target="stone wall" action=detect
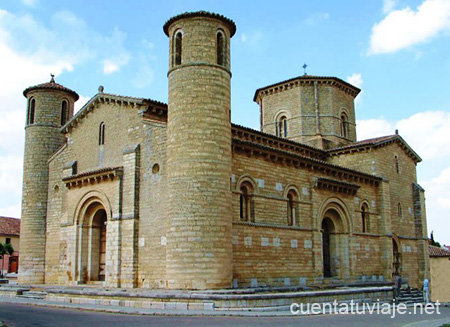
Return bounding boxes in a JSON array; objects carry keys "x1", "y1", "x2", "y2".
[{"x1": 20, "y1": 88, "x2": 76, "y2": 284}]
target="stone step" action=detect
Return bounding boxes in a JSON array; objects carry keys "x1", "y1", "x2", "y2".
[{"x1": 18, "y1": 291, "x2": 47, "y2": 300}]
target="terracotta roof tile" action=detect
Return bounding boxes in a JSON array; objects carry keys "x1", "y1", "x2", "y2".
[
  {"x1": 0, "y1": 216, "x2": 20, "y2": 236},
  {"x1": 429, "y1": 245, "x2": 450, "y2": 257},
  {"x1": 328, "y1": 134, "x2": 422, "y2": 163},
  {"x1": 23, "y1": 79, "x2": 79, "y2": 101},
  {"x1": 163, "y1": 11, "x2": 236, "y2": 37},
  {"x1": 253, "y1": 75, "x2": 361, "y2": 101}
]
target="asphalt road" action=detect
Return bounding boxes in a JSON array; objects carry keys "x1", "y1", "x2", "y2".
[{"x1": 1, "y1": 303, "x2": 450, "y2": 327}]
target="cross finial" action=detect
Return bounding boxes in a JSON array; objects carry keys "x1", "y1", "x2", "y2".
[
  {"x1": 302, "y1": 63, "x2": 308, "y2": 75},
  {"x1": 50, "y1": 73, "x2": 55, "y2": 83}
]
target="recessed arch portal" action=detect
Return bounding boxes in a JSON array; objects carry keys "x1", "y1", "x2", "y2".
[
  {"x1": 318, "y1": 198, "x2": 351, "y2": 280},
  {"x1": 73, "y1": 191, "x2": 112, "y2": 284}
]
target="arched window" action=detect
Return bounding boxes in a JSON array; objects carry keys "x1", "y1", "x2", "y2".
[
  {"x1": 27, "y1": 98, "x2": 35, "y2": 125},
  {"x1": 277, "y1": 116, "x2": 288, "y2": 138},
  {"x1": 99, "y1": 122, "x2": 105, "y2": 145},
  {"x1": 61, "y1": 99, "x2": 68, "y2": 126},
  {"x1": 340, "y1": 112, "x2": 348, "y2": 138},
  {"x1": 398, "y1": 203, "x2": 402, "y2": 217},
  {"x1": 175, "y1": 31, "x2": 182, "y2": 66},
  {"x1": 287, "y1": 190, "x2": 298, "y2": 226},
  {"x1": 361, "y1": 203, "x2": 369, "y2": 233},
  {"x1": 217, "y1": 31, "x2": 225, "y2": 66},
  {"x1": 395, "y1": 156, "x2": 399, "y2": 174},
  {"x1": 240, "y1": 182, "x2": 254, "y2": 222}
]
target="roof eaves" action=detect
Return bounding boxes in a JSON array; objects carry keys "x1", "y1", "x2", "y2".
[{"x1": 253, "y1": 75, "x2": 361, "y2": 102}]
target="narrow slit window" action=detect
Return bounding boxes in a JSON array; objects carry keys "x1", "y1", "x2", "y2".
[
  {"x1": 277, "y1": 116, "x2": 288, "y2": 138},
  {"x1": 395, "y1": 156, "x2": 399, "y2": 174},
  {"x1": 217, "y1": 31, "x2": 225, "y2": 66},
  {"x1": 99, "y1": 122, "x2": 105, "y2": 145},
  {"x1": 175, "y1": 32, "x2": 182, "y2": 66},
  {"x1": 61, "y1": 100, "x2": 68, "y2": 125},
  {"x1": 27, "y1": 98, "x2": 35, "y2": 125},
  {"x1": 239, "y1": 182, "x2": 254, "y2": 222},
  {"x1": 341, "y1": 113, "x2": 348, "y2": 138},
  {"x1": 398, "y1": 203, "x2": 402, "y2": 217},
  {"x1": 287, "y1": 190, "x2": 298, "y2": 226},
  {"x1": 361, "y1": 204, "x2": 369, "y2": 233}
]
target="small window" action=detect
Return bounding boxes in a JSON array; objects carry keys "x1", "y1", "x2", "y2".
[
  {"x1": 277, "y1": 116, "x2": 288, "y2": 138},
  {"x1": 217, "y1": 31, "x2": 225, "y2": 66},
  {"x1": 152, "y1": 163, "x2": 160, "y2": 174},
  {"x1": 239, "y1": 182, "x2": 254, "y2": 222},
  {"x1": 395, "y1": 156, "x2": 399, "y2": 174},
  {"x1": 287, "y1": 190, "x2": 298, "y2": 226},
  {"x1": 61, "y1": 99, "x2": 68, "y2": 125},
  {"x1": 340, "y1": 112, "x2": 348, "y2": 138},
  {"x1": 175, "y1": 31, "x2": 182, "y2": 66},
  {"x1": 361, "y1": 203, "x2": 369, "y2": 233},
  {"x1": 5, "y1": 238, "x2": 11, "y2": 244},
  {"x1": 398, "y1": 203, "x2": 402, "y2": 217},
  {"x1": 27, "y1": 98, "x2": 36, "y2": 125},
  {"x1": 99, "y1": 122, "x2": 105, "y2": 145}
]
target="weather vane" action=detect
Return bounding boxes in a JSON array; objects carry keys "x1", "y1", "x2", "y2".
[
  {"x1": 50, "y1": 73, "x2": 55, "y2": 83},
  {"x1": 302, "y1": 63, "x2": 308, "y2": 75}
]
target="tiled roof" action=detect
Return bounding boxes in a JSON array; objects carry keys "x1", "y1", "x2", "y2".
[
  {"x1": 23, "y1": 78, "x2": 79, "y2": 101},
  {"x1": 253, "y1": 75, "x2": 361, "y2": 101},
  {"x1": 328, "y1": 134, "x2": 422, "y2": 163},
  {"x1": 60, "y1": 92, "x2": 167, "y2": 133},
  {"x1": 163, "y1": 11, "x2": 236, "y2": 37},
  {"x1": 429, "y1": 245, "x2": 450, "y2": 257},
  {"x1": 0, "y1": 216, "x2": 20, "y2": 236}
]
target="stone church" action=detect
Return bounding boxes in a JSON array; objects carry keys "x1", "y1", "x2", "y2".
[{"x1": 19, "y1": 11, "x2": 429, "y2": 290}]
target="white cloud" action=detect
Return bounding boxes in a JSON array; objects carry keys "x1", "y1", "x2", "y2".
[
  {"x1": 304, "y1": 12, "x2": 330, "y2": 26},
  {"x1": 358, "y1": 111, "x2": 450, "y2": 161},
  {"x1": 368, "y1": 0, "x2": 450, "y2": 55},
  {"x1": 357, "y1": 117, "x2": 394, "y2": 140},
  {"x1": 21, "y1": 0, "x2": 38, "y2": 6},
  {"x1": 383, "y1": 0, "x2": 396, "y2": 14},
  {"x1": 423, "y1": 167, "x2": 450, "y2": 242},
  {"x1": 357, "y1": 111, "x2": 450, "y2": 241},
  {"x1": 347, "y1": 73, "x2": 363, "y2": 88},
  {"x1": 0, "y1": 9, "x2": 134, "y2": 219},
  {"x1": 74, "y1": 95, "x2": 91, "y2": 113},
  {"x1": 347, "y1": 73, "x2": 364, "y2": 105},
  {"x1": 238, "y1": 31, "x2": 266, "y2": 52},
  {"x1": 103, "y1": 60, "x2": 120, "y2": 75},
  {"x1": 101, "y1": 27, "x2": 130, "y2": 75}
]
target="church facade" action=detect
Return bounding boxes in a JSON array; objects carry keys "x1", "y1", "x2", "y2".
[{"x1": 18, "y1": 11, "x2": 429, "y2": 290}]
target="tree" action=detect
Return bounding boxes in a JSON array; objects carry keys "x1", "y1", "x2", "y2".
[
  {"x1": 0, "y1": 242, "x2": 14, "y2": 278},
  {"x1": 430, "y1": 231, "x2": 441, "y2": 248}
]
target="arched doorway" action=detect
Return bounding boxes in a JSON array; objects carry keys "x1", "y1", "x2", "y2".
[
  {"x1": 76, "y1": 201, "x2": 108, "y2": 283},
  {"x1": 322, "y1": 217, "x2": 336, "y2": 278},
  {"x1": 91, "y1": 209, "x2": 107, "y2": 281}
]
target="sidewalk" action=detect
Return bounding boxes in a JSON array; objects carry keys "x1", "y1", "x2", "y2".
[{"x1": 0, "y1": 295, "x2": 294, "y2": 317}]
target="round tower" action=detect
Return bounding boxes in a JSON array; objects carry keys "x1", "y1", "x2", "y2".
[
  {"x1": 163, "y1": 11, "x2": 236, "y2": 289},
  {"x1": 19, "y1": 76, "x2": 78, "y2": 284}
]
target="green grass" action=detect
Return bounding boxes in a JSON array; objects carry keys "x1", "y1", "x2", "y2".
[{"x1": 439, "y1": 324, "x2": 450, "y2": 327}]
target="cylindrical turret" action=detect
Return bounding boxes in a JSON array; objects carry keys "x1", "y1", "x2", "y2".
[
  {"x1": 19, "y1": 76, "x2": 78, "y2": 284},
  {"x1": 164, "y1": 11, "x2": 236, "y2": 289}
]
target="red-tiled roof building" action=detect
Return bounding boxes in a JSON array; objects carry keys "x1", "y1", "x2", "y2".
[{"x1": 0, "y1": 216, "x2": 20, "y2": 275}]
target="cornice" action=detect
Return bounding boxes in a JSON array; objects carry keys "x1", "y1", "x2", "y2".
[
  {"x1": 63, "y1": 166, "x2": 123, "y2": 189},
  {"x1": 232, "y1": 139, "x2": 381, "y2": 187}
]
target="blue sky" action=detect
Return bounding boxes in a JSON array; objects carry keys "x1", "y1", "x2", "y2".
[{"x1": 1, "y1": 0, "x2": 450, "y2": 242}]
